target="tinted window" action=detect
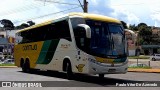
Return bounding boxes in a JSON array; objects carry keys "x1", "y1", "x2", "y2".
[
  {"x1": 16, "y1": 20, "x2": 71, "y2": 44},
  {"x1": 46, "y1": 20, "x2": 71, "y2": 41}
]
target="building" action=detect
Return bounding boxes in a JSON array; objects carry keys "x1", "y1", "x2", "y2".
[
  {"x1": 141, "y1": 27, "x2": 160, "y2": 55},
  {"x1": 0, "y1": 29, "x2": 15, "y2": 58}
]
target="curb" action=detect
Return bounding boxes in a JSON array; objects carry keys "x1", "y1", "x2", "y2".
[
  {"x1": 128, "y1": 68, "x2": 160, "y2": 73},
  {"x1": 0, "y1": 66, "x2": 17, "y2": 68}
]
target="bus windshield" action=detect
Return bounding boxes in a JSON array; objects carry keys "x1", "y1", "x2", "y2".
[{"x1": 86, "y1": 20, "x2": 126, "y2": 58}]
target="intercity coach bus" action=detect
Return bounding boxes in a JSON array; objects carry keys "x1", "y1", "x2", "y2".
[{"x1": 14, "y1": 12, "x2": 128, "y2": 79}]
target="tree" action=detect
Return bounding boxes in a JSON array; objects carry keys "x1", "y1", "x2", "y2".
[
  {"x1": 27, "y1": 21, "x2": 35, "y2": 26},
  {"x1": 121, "y1": 21, "x2": 128, "y2": 29},
  {"x1": 129, "y1": 24, "x2": 138, "y2": 31},
  {"x1": 15, "y1": 23, "x2": 29, "y2": 29},
  {"x1": 137, "y1": 23, "x2": 147, "y2": 28},
  {"x1": 15, "y1": 21, "x2": 35, "y2": 29},
  {"x1": 137, "y1": 23, "x2": 152, "y2": 45},
  {"x1": 0, "y1": 19, "x2": 14, "y2": 30}
]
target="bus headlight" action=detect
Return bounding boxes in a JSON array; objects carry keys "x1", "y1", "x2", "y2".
[
  {"x1": 88, "y1": 58, "x2": 101, "y2": 65},
  {"x1": 88, "y1": 58, "x2": 96, "y2": 63}
]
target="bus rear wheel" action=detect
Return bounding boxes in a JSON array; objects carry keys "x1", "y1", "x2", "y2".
[{"x1": 22, "y1": 60, "x2": 30, "y2": 73}]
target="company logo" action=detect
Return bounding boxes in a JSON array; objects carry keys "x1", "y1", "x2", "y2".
[
  {"x1": 2, "y1": 82, "x2": 11, "y2": 87},
  {"x1": 23, "y1": 44, "x2": 37, "y2": 51},
  {"x1": 76, "y1": 64, "x2": 85, "y2": 72}
]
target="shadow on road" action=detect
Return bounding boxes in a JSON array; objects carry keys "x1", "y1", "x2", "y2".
[{"x1": 18, "y1": 70, "x2": 145, "y2": 87}]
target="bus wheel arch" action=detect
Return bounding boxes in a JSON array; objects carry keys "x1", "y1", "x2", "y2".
[
  {"x1": 63, "y1": 58, "x2": 71, "y2": 71},
  {"x1": 63, "y1": 58, "x2": 73, "y2": 79}
]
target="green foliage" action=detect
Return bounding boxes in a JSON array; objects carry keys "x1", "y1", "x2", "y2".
[
  {"x1": 121, "y1": 21, "x2": 128, "y2": 29},
  {"x1": 27, "y1": 21, "x2": 35, "y2": 26},
  {"x1": 136, "y1": 22, "x2": 152, "y2": 45},
  {"x1": 129, "y1": 24, "x2": 138, "y2": 31},
  {"x1": 128, "y1": 56, "x2": 150, "y2": 59},
  {"x1": 137, "y1": 23, "x2": 147, "y2": 28},
  {"x1": 15, "y1": 21, "x2": 35, "y2": 29},
  {"x1": 138, "y1": 37, "x2": 144, "y2": 45},
  {"x1": 0, "y1": 64, "x2": 15, "y2": 66},
  {"x1": 0, "y1": 19, "x2": 14, "y2": 30}
]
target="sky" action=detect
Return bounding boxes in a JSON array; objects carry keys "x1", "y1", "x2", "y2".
[{"x1": 0, "y1": 0, "x2": 160, "y2": 27}]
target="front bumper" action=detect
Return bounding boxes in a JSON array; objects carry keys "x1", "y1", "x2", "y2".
[{"x1": 88, "y1": 61, "x2": 128, "y2": 74}]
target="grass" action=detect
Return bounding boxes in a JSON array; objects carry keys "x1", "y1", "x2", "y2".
[
  {"x1": 0, "y1": 64, "x2": 15, "y2": 66},
  {"x1": 128, "y1": 56, "x2": 150, "y2": 59},
  {"x1": 128, "y1": 66, "x2": 151, "y2": 69}
]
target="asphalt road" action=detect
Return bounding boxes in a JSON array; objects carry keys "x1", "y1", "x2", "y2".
[{"x1": 0, "y1": 68, "x2": 160, "y2": 90}]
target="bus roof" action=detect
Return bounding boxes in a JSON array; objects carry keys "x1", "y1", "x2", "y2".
[
  {"x1": 17, "y1": 12, "x2": 121, "y2": 33},
  {"x1": 69, "y1": 12, "x2": 121, "y2": 24}
]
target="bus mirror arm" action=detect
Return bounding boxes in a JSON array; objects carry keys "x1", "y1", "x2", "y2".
[{"x1": 77, "y1": 24, "x2": 91, "y2": 38}]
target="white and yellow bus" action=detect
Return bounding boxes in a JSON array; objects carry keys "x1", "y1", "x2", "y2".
[
  {"x1": 125, "y1": 29, "x2": 137, "y2": 56},
  {"x1": 14, "y1": 12, "x2": 128, "y2": 79}
]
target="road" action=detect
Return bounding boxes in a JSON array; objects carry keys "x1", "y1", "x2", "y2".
[{"x1": 0, "y1": 68, "x2": 160, "y2": 90}]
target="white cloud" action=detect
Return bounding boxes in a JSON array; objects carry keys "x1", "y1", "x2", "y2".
[
  {"x1": 1, "y1": 0, "x2": 160, "y2": 27},
  {"x1": 109, "y1": 0, "x2": 160, "y2": 26},
  {"x1": 0, "y1": 0, "x2": 82, "y2": 25},
  {"x1": 110, "y1": 6, "x2": 140, "y2": 25},
  {"x1": 89, "y1": 0, "x2": 98, "y2": 6},
  {"x1": 150, "y1": 2, "x2": 160, "y2": 27}
]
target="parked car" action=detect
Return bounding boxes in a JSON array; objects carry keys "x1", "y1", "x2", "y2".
[
  {"x1": 150, "y1": 54, "x2": 160, "y2": 61},
  {"x1": 1, "y1": 59, "x2": 14, "y2": 64},
  {"x1": 0, "y1": 52, "x2": 4, "y2": 60},
  {"x1": 0, "y1": 60, "x2": 3, "y2": 64}
]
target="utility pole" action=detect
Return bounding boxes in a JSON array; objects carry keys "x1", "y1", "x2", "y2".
[
  {"x1": 83, "y1": 0, "x2": 88, "y2": 13},
  {"x1": 78, "y1": 0, "x2": 88, "y2": 13}
]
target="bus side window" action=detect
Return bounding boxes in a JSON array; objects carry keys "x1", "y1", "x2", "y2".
[
  {"x1": 54, "y1": 20, "x2": 71, "y2": 41},
  {"x1": 44, "y1": 20, "x2": 71, "y2": 41}
]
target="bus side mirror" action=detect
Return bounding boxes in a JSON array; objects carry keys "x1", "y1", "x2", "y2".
[{"x1": 76, "y1": 24, "x2": 91, "y2": 38}]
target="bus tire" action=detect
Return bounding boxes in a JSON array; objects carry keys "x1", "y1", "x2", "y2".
[
  {"x1": 20, "y1": 59, "x2": 24, "y2": 67},
  {"x1": 99, "y1": 74, "x2": 104, "y2": 78},
  {"x1": 66, "y1": 62, "x2": 73, "y2": 80},
  {"x1": 22, "y1": 63, "x2": 26, "y2": 72},
  {"x1": 20, "y1": 59, "x2": 25, "y2": 72},
  {"x1": 152, "y1": 58, "x2": 156, "y2": 61},
  {"x1": 22, "y1": 59, "x2": 30, "y2": 73}
]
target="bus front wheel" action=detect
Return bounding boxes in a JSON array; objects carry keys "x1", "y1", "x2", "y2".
[
  {"x1": 99, "y1": 74, "x2": 104, "y2": 78},
  {"x1": 66, "y1": 62, "x2": 73, "y2": 80}
]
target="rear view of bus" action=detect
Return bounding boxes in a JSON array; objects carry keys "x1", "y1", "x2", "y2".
[{"x1": 70, "y1": 13, "x2": 128, "y2": 78}]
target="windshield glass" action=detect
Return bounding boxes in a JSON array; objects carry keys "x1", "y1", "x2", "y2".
[{"x1": 86, "y1": 20, "x2": 125, "y2": 58}]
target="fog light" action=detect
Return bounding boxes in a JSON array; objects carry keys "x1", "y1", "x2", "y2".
[{"x1": 92, "y1": 68, "x2": 97, "y2": 71}]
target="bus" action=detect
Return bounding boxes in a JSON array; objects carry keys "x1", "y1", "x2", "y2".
[
  {"x1": 125, "y1": 29, "x2": 137, "y2": 56},
  {"x1": 14, "y1": 12, "x2": 128, "y2": 79}
]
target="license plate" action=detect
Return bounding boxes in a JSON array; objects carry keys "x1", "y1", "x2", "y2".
[{"x1": 108, "y1": 69, "x2": 116, "y2": 72}]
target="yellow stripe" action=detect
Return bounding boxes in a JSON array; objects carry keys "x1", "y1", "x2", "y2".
[
  {"x1": 95, "y1": 56, "x2": 114, "y2": 63},
  {"x1": 69, "y1": 12, "x2": 121, "y2": 24}
]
